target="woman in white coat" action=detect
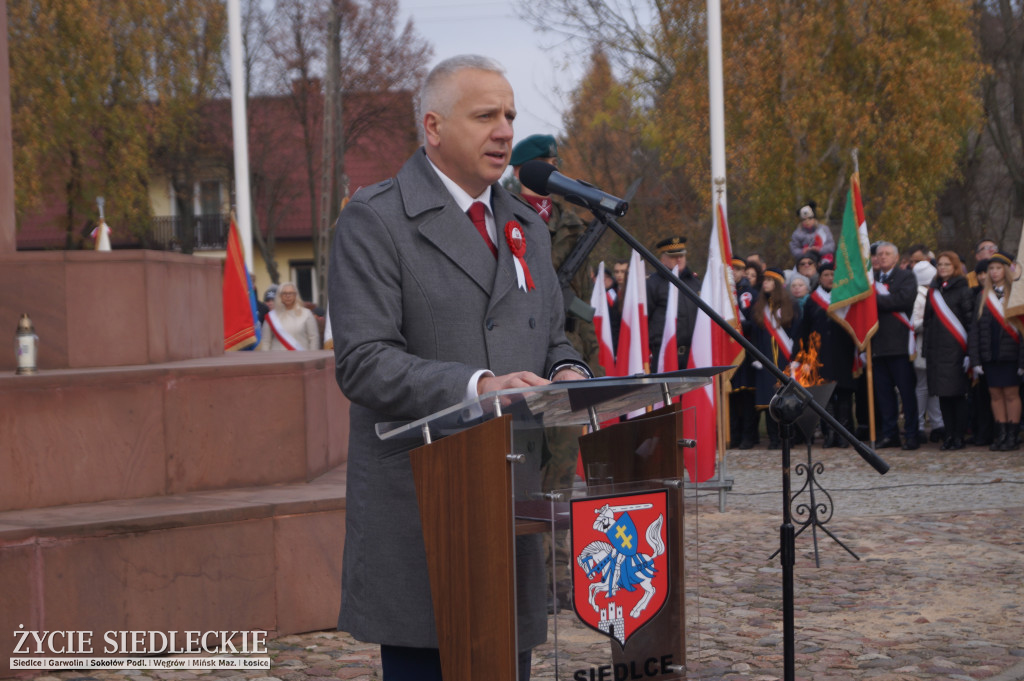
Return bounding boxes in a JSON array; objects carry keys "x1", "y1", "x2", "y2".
[
  {"x1": 259, "y1": 281, "x2": 320, "y2": 351},
  {"x1": 912, "y1": 260, "x2": 943, "y2": 440}
]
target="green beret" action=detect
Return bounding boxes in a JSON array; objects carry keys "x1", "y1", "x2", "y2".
[{"x1": 510, "y1": 134, "x2": 558, "y2": 166}]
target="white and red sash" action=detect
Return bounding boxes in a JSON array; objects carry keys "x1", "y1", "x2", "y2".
[
  {"x1": 984, "y1": 290, "x2": 1021, "y2": 343},
  {"x1": 810, "y1": 286, "x2": 830, "y2": 311},
  {"x1": 875, "y1": 279, "x2": 915, "y2": 355},
  {"x1": 928, "y1": 288, "x2": 967, "y2": 352},
  {"x1": 265, "y1": 309, "x2": 302, "y2": 351},
  {"x1": 764, "y1": 308, "x2": 794, "y2": 362}
]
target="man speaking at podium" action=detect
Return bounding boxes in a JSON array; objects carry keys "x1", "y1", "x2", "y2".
[{"x1": 328, "y1": 55, "x2": 592, "y2": 680}]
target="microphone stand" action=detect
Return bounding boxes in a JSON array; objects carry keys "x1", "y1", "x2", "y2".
[{"x1": 589, "y1": 209, "x2": 889, "y2": 681}]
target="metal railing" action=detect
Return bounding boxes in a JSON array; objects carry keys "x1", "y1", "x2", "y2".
[{"x1": 150, "y1": 213, "x2": 229, "y2": 251}]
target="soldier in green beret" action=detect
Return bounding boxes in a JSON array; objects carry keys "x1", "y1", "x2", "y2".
[
  {"x1": 510, "y1": 134, "x2": 602, "y2": 373},
  {"x1": 511, "y1": 133, "x2": 602, "y2": 610}
]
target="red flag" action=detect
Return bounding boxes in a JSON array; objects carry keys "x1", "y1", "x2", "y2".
[
  {"x1": 590, "y1": 262, "x2": 618, "y2": 376},
  {"x1": 656, "y1": 265, "x2": 679, "y2": 374},
  {"x1": 223, "y1": 214, "x2": 259, "y2": 351},
  {"x1": 615, "y1": 250, "x2": 649, "y2": 377},
  {"x1": 709, "y1": 201, "x2": 743, "y2": 366},
  {"x1": 680, "y1": 353, "x2": 717, "y2": 483},
  {"x1": 678, "y1": 199, "x2": 741, "y2": 483}
]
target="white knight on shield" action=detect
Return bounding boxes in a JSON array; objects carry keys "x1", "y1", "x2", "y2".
[{"x1": 576, "y1": 503, "x2": 665, "y2": 619}]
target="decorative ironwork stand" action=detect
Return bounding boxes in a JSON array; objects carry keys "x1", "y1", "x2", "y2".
[{"x1": 769, "y1": 381, "x2": 859, "y2": 567}]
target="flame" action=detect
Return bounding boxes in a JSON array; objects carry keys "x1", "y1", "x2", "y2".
[{"x1": 789, "y1": 332, "x2": 825, "y2": 387}]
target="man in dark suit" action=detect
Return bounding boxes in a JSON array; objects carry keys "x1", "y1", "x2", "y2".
[
  {"x1": 328, "y1": 55, "x2": 591, "y2": 681},
  {"x1": 872, "y1": 241, "x2": 920, "y2": 449},
  {"x1": 646, "y1": 236, "x2": 700, "y2": 367}
]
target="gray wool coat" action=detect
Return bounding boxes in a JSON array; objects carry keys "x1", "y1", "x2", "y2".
[{"x1": 328, "y1": 148, "x2": 581, "y2": 649}]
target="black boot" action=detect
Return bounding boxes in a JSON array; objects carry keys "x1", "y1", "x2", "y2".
[
  {"x1": 990, "y1": 423, "x2": 1007, "y2": 451},
  {"x1": 1000, "y1": 423, "x2": 1020, "y2": 451}
]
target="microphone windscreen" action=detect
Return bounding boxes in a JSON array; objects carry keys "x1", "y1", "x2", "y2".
[{"x1": 519, "y1": 160, "x2": 557, "y2": 195}]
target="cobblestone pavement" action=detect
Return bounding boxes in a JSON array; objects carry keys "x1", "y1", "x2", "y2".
[{"x1": 20, "y1": 442, "x2": 1024, "y2": 681}]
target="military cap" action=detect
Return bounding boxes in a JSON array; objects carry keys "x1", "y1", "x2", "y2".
[
  {"x1": 655, "y1": 236, "x2": 688, "y2": 255},
  {"x1": 510, "y1": 134, "x2": 558, "y2": 166}
]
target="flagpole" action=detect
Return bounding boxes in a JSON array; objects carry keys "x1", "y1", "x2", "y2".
[
  {"x1": 227, "y1": 0, "x2": 253, "y2": 271},
  {"x1": 707, "y1": 0, "x2": 727, "y2": 210},
  {"x1": 717, "y1": 375, "x2": 728, "y2": 452},
  {"x1": 866, "y1": 341, "x2": 877, "y2": 445}
]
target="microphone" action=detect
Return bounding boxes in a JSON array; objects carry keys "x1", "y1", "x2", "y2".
[{"x1": 519, "y1": 160, "x2": 629, "y2": 217}]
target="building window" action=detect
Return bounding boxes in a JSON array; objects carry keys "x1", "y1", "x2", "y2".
[
  {"x1": 291, "y1": 260, "x2": 317, "y2": 305},
  {"x1": 200, "y1": 180, "x2": 222, "y2": 216}
]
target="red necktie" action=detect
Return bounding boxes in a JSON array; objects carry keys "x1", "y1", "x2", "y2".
[{"x1": 467, "y1": 201, "x2": 498, "y2": 259}]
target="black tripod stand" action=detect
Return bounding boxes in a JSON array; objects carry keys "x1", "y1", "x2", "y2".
[{"x1": 769, "y1": 381, "x2": 859, "y2": 568}]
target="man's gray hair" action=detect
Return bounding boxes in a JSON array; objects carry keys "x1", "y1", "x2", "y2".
[
  {"x1": 416, "y1": 55, "x2": 506, "y2": 125},
  {"x1": 876, "y1": 241, "x2": 899, "y2": 256}
]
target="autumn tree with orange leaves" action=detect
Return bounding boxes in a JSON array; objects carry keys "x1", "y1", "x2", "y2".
[
  {"x1": 8, "y1": 0, "x2": 226, "y2": 249},
  {"x1": 527, "y1": 0, "x2": 985, "y2": 263},
  {"x1": 557, "y1": 49, "x2": 704, "y2": 268}
]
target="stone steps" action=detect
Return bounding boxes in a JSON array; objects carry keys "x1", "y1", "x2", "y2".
[{"x1": 0, "y1": 352, "x2": 349, "y2": 672}]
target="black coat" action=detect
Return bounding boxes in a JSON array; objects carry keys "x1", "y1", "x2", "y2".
[
  {"x1": 751, "y1": 301, "x2": 801, "y2": 407},
  {"x1": 922, "y1": 276, "x2": 973, "y2": 396},
  {"x1": 797, "y1": 289, "x2": 857, "y2": 389},
  {"x1": 968, "y1": 288, "x2": 1024, "y2": 368},
  {"x1": 730, "y1": 283, "x2": 758, "y2": 390},
  {"x1": 872, "y1": 267, "x2": 917, "y2": 358},
  {"x1": 647, "y1": 267, "x2": 700, "y2": 363}
]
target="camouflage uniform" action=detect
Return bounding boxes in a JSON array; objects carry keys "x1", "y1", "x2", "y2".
[
  {"x1": 515, "y1": 188, "x2": 602, "y2": 608},
  {"x1": 511, "y1": 133, "x2": 607, "y2": 605},
  {"x1": 547, "y1": 199, "x2": 604, "y2": 380}
]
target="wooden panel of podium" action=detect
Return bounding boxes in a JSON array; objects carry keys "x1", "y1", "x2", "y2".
[{"x1": 395, "y1": 371, "x2": 723, "y2": 680}]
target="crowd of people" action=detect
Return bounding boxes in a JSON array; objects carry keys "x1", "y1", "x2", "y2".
[
  {"x1": 315, "y1": 52, "x2": 1022, "y2": 678},
  {"x1": 601, "y1": 211, "x2": 1024, "y2": 453}
]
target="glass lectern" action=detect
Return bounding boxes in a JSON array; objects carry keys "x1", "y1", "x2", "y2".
[{"x1": 376, "y1": 370, "x2": 727, "y2": 681}]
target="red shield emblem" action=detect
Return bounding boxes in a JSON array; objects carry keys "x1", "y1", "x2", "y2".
[{"x1": 571, "y1": 490, "x2": 669, "y2": 647}]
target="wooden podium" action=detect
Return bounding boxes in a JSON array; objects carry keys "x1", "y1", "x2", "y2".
[{"x1": 376, "y1": 370, "x2": 726, "y2": 681}]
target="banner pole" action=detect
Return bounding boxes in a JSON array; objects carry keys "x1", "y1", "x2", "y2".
[
  {"x1": 718, "y1": 374, "x2": 729, "y2": 456},
  {"x1": 866, "y1": 340, "x2": 876, "y2": 445}
]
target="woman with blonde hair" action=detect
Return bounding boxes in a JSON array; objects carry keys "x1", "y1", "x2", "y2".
[
  {"x1": 968, "y1": 251, "x2": 1024, "y2": 450},
  {"x1": 259, "y1": 282, "x2": 320, "y2": 351}
]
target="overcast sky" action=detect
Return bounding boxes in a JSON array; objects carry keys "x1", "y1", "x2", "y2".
[{"x1": 397, "y1": 0, "x2": 585, "y2": 143}]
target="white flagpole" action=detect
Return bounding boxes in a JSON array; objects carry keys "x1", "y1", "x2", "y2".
[
  {"x1": 228, "y1": 0, "x2": 253, "y2": 271},
  {"x1": 707, "y1": 0, "x2": 727, "y2": 213}
]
